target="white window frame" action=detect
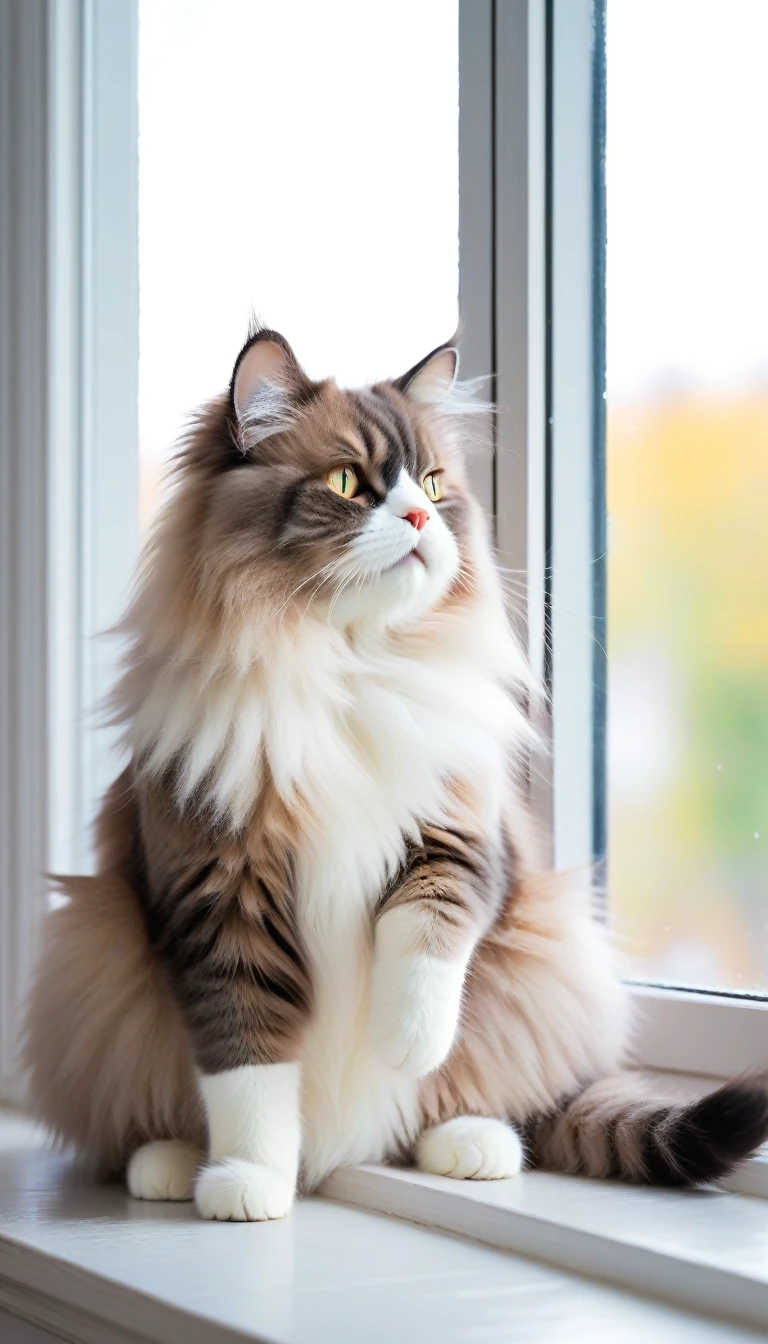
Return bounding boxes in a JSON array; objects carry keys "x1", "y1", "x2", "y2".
[
  {"x1": 0, "y1": 0, "x2": 765, "y2": 1103},
  {"x1": 0, "y1": 0, "x2": 137, "y2": 1103}
]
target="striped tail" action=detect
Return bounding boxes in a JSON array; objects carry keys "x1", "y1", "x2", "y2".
[{"x1": 526, "y1": 1072, "x2": 768, "y2": 1186}]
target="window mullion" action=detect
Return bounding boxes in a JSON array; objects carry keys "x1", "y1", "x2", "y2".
[
  {"x1": 78, "y1": 0, "x2": 138, "y2": 868},
  {"x1": 548, "y1": 0, "x2": 600, "y2": 872}
]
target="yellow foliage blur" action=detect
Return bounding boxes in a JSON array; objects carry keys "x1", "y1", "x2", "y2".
[{"x1": 608, "y1": 394, "x2": 768, "y2": 991}]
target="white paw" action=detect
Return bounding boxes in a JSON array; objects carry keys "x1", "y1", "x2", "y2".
[
  {"x1": 416, "y1": 1117, "x2": 524, "y2": 1180},
  {"x1": 369, "y1": 950, "x2": 466, "y2": 1078},
  {"x1": 127, "y1": 1140, "x2": 199, "y2": 1201},
  {"x1": 370, "y1": 1005, "x2": 458, "y2": 1077},
  {"x1": 195, "y1": 1159, "x2": 295, "y2": 1222}
]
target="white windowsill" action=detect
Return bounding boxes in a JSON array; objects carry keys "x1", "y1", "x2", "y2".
[
  {"x1": 322, "y1": 1159, "x2": 768, "y2": 1333},
  {"x1": 628, "y1": 984, "x2": 768, "y2": 1080},
  {"x1": 1, "y1": 1111, "x2": 767, "y2": 1343}
]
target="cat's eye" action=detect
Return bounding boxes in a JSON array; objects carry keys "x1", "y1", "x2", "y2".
[
  {"x1": 327, "y1": 465, "x2": 360, "y2": 499},
  {"x1": 422, "y1": 470, "x2": 444, "y2": 503}
]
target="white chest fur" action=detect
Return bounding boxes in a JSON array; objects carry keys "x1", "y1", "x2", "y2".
[{"x1": 281, "y1": 625, "x2": 516, "y2": 1187}]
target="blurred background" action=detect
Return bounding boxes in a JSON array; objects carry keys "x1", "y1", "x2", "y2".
[{"x1": 606, "y1": 0, "x2": 768, "y2": 993}]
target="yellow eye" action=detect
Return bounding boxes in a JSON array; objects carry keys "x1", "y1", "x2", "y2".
[
  {"x1": 422, "y1": 470, "x2": 444, "y2": 503},
  {"x1": 327, "y1": 464, "x2": 360, "y2": 498}
]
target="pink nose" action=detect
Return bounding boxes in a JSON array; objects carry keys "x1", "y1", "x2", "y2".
[{"x1": 404, "y1": 508, "x2": 429, "y2": 531}]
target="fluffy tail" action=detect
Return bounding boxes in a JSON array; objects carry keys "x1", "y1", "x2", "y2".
[
  {"x1": 22, "y1": 873, "x2": 202, "y2": 1172},
  {"x1": 526, "y1": 1072, "x2": 768, "y2": 1186}
]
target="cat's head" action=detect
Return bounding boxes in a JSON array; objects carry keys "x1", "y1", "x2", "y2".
[{"x1": 146, "y1": 325, "x2": 492, "y2": 655}]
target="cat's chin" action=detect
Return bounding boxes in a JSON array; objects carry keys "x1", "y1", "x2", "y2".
[
  {"x1": 326, "y1": 548, "x2": 459, "y2": 631},
  {"x1": 382, "y1": 548, "x2": 426, "y2": 573}
]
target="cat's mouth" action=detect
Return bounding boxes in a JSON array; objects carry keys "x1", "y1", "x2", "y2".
[{"x1": 384, "y1": 547, "x2": 427, "y2": 573}]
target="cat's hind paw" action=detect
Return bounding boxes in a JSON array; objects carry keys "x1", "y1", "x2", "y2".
[
  {"x1": 415, "y1": 1116, "x2": 523, "y2": 1180},
  {"x1": 127, "y1": 1140, "x2": 200, "y2": 1201},
  {"x1": 195, "y1": 1159, "x2": 295, "y2": 1222}
]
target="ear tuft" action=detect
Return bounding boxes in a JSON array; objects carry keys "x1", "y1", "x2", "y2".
[
  {"x1": 395, "y1": 343, "x2": 459, "y2": 405},
  {"x1": 230, "y1": 325, "x2": 308, "y2": 451}
]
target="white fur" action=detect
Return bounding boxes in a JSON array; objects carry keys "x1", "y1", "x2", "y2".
[
  {"x1": 197, "y1": 1063, "x2": 301, "y2": 1221},
  {"x1": 416, "y1": 1117, "x2": 523, "y2": 1180},
  {"x1": 369, "y1": 905, "x2": 471, "y2": 1076},
  {"x1": 127, "y1": 1139, "x2": 200, "y2": 1201},
  {"x1": 196, "y1": 1160, "x2": 295, "y2": 1222},
  {"x1": 129, "y1": 477, "x2": 536, "y2": 1189}
]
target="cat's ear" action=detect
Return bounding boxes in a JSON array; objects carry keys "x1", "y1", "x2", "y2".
[
  {"x1": 394, "y1": 343, "x2": 459, "y2": 406},
  {"x1": 230, "y1": 327, "x2": 310, "y2": 451}
]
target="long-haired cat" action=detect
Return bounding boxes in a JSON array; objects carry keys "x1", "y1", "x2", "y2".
[{"x1": 23, "y1": 326, "x2": 768, "y2": 1220}]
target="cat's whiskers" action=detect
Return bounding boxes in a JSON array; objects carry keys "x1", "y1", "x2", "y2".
[
  {"x1": 326, "y1": 560, "x2": 364, "y2": 625},
  {"x1": 298, "y1": 552, "x2": 353, "y2": 623},
  {"x1": 271, "y1": 547, "x2": 349, "y2": 623},
  {"x1": 496, "y1": 572, "x2": 608, "y2": 660}
]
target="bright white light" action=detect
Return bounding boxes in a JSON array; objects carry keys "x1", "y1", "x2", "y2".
[
  {"x1": 139, "y1": 0, "x2": 459, "y2": 464},
  {"x1": 607, "y1": 0, "x2": 768, "y2": 401}
]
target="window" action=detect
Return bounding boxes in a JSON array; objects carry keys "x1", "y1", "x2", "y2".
[
  {"x1": 546, "y1": 0, "x2": 768, "y2": 1075},
  {"x1": 1, "y1": 0, "x2": 765, "y2": 1109},
  {"x1": 606, "y1": 0, "x2": 768, "y2": 996},
  {"x1": 3, "y1": 14, "x2": 768, "y2": 1339},
  {"x1": 0, "y1": 0, "x2": 139, "y2": 1096}
]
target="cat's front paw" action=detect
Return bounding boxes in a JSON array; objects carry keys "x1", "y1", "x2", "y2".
[
  {"x1": 370, "y1": 1011, "x2": 457, "y2": 1077},
  {"x1": 369, "y1": 952, "x2": 466, "y2": 1078},
  {"x1": 195, "y1": 1159, "x2": 295, "y2": 1222},
  {"x1": 127, "y1": 1140, "x2": 199, "y2": 1201}
]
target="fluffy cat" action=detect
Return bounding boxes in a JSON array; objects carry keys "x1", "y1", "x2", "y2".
[{"x1": 23, "y1": 325, "x2": 768, "y2": 1220}]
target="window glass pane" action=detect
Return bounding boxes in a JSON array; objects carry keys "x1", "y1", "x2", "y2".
[
  {"x1": 139, "y1": 0, "x2": 458, "y2": 528},
  {"x1": 606, "y1": 0, "x2": 768, "y2": 991}
]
